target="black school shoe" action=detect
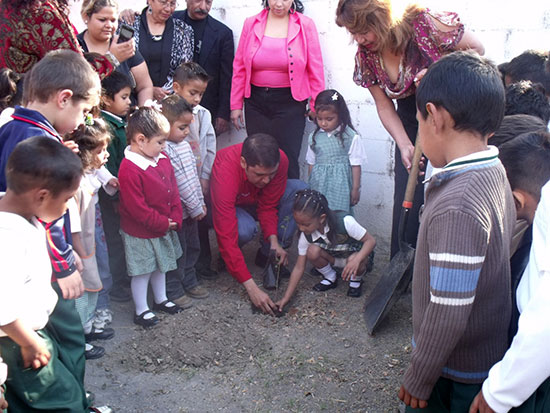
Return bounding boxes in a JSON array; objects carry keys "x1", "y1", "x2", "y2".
[
  {"x1": 152, "y1": 300, "x2": 183, "y2": 315},
  {"x1": 85, "y1": 327, "x2": 115, "y2": 342},
  {"x1": 85, "y1": 343, "x2": 105, "y2": 360},
  {"x1": 347, "y1": 280, "x2": 363, "y2": 298},
  {"x1": 313, "y1": 278, "x2": 338, "y2": 292}
]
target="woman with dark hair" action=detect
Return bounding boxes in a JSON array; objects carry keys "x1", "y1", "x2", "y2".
[
  {"x1": 230, "y1": 0, "x2": 325, "y2": 179},
  {"x1": 78, "y1": 0, "x2": 154, "y2": 105},
  {"x1": 0, "y1": 0, "x2": 121, "y2": 76},
  {"x1": 124, "y1": 0, "x2": 194, "y2": 101},
  {"x1": 335, "y1": 0, "x2": 484, "y2": 258}
]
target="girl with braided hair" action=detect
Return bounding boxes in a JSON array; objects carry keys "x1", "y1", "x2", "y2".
[{"x1": 275, "y1": 189, "x2": 375, "y2": 311}]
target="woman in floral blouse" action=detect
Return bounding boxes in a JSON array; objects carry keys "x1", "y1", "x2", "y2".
[{"x1": 336, "y1": 0, "x2": 484, "y2": 257}]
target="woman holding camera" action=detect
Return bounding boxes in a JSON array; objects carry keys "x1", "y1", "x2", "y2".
[{"x1": 78, "y1": 0, "x2": 153, "y2": 105}]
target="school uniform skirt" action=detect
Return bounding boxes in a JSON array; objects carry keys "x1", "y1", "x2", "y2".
[{"x1": 120, "y1": 230, "x2": 182, "y2": 276}]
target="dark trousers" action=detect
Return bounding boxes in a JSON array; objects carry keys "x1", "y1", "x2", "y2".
[
  {"x1": 405, "y1": 377, "x2": 481, "y2": 412},
  {"x1": 391, "y1": 94, "x2": 425, "y2": 258},
  {"x1": 98, "y1": 190, "x2": 129, "y2": 292},
  {"x1": 244, "y1": 85, "x2": 307, "y2": 179},
  {"x1": 166, "y1": 217, "x2": 201, "y2": 299}
]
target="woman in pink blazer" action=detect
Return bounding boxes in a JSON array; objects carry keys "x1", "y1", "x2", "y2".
[{"x1": 230, "y1": 0, "x2": 325, "y2": 179}]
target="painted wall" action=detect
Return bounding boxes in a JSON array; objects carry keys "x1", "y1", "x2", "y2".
[{"x1": 70, "y1": 0, "x2": 550, "y2": 258}]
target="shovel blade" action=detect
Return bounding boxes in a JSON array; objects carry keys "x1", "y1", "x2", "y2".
[{"x1": 364, "y1": 245, "x2": 415, "y2": 335}]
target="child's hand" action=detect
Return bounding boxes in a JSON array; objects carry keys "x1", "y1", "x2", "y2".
[
  {"x1": 20, "y1": 337, "x2": 51, "y2": 369},
  {"x1": 398, "y1": 385, "x2": 427, "y2": 409},
  {"x1": 108, "y1": 177, "x2": 119, "y2": 189},
  {"x1": 351, "y1": 187, "x2": 360, "y2": 206},
  {"x1": 73, "y1": 250, "x2": 83, "y2": 272},
  {"x1": 63, "y1": 140, "x2": 79, "y2": 154},
  {"x1": 341, "y1": 257, "x2": 360, "y2": 281},
  {"x1": 195, "y1": 211, "x2": 207, "y2": 221},
  {"x1": 274, "y1": 298, "x2": 288, "y2": 312},
  {"x1": 168, "y1": 219, "x2": 178, "y2": 231},
  {"x1": 0, "y1": 386, "x2": 7, "y2": 410},
  {"x1": 57, "y1": 270, "x2": 84, "y2": 299},
  {"x1": 200, "y1": 179, "x2": 210, "y2": 197}
]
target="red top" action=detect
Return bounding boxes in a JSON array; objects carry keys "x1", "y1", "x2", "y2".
[
  {"x1": 118, "y1": 153, "x2": 183, "y2": 239},
  {"x1": 210, "y1": 143, "x2": 288, "y2": 283}
]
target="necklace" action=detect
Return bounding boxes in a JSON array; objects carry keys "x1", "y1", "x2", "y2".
[{"x1": 151, "y1": 34, "x2": 163, "y2": 41}]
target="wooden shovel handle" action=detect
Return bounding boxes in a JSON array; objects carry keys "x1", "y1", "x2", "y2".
[{"x1": 402, "y1": 139, "x2": 423, "y2": 209}]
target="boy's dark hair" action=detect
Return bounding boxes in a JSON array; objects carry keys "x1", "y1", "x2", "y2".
[
  {"x1": 6, "y1": 136, "x2": 83, "y2": 196},
  {"x1": 312, "y1": 89, "x2": 355, "y2": 149},
  {"x1": 417, "y1": 51, "x2": 505, "y2": 137},
  {"x1": 499, "y1": 50, "x2": 550, "y2": 93},
  {"x1": 65, "y1": 118, "x2": 111, "y2": 170},
  {"x1": 504, "y1": 81, "x2": 550, "y2": 123},
  {"x1": 261, "y1": 0, "x2": 304, "y2": 13},
  {"x1": 161, "y1": 94, "x2": 194, "y2": 124},
  {"x1": 0, "y1": 68, "x2": 23, "y2": 111},
  {"x1": 499, "y1": 131, "x2": 550, "y2": 200},
  {"x1": 241, "y1": 133, "x2": 280, "y2": 168},
  {"x1": 126, "y1": 106, "x2": 170, "y2": 143},
  {"x1": 173, "y1": 62, "x2": 210, "y2": 86},
  {"x1": 489, "y1": 114, "x2": 547, "y2": 148},
  {"x1": 293, "y1": 189, "x2": 337, "y2": 243},
  {"x1": 101, "y1": 70, "x2": 133, "y2": 101},
  {"x1": 23, "y1": 49, "x2": 100, "y2": 104}
]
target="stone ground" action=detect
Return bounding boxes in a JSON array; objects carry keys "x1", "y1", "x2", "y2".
[{"x1": 85, "y1": 239, "x2": 412, "y2": 412}]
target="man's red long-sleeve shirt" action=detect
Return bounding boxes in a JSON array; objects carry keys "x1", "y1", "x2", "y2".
[{"x1": 210, "y1": 143, "x2": 288, "y2": 283}]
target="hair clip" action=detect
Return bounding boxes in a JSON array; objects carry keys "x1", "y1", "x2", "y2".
[
  {"x1": 331, "y1": 92, "x2": 339, "y2": 101},
  {"x1": 84, "y1": 113, "x2": 94, "y2": 126},
  {"x1": 143, "y1": 99, "x2": 163, "y2": 112}
]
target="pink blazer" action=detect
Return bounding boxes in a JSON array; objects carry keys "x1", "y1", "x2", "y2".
[{"x1": 230, "y1": 9, "x2": 325, "y2": 111}]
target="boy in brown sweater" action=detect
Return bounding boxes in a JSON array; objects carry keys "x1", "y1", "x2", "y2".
[{"x1": 399, "y1": 52, "x2": 516, "y2": 411}]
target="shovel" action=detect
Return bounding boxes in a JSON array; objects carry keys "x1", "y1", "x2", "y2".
[{"x1": 363, "y1": 140, "x2": 423, "y2": 335}]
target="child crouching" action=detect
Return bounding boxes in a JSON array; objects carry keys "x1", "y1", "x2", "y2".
[
  {"x1": 118, "y1": 107, "x2": 184, "y2": 327},
  {"x1": 276, "y1": 189, "x2": 376, "y2": 310}
]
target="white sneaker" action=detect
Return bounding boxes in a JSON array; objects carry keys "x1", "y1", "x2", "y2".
[{"x1": 95, "y1": 309, "x2": 113, "y2": 324}]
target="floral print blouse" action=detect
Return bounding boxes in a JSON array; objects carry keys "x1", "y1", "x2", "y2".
[{"x1": 353, "y1": 10, "x2": 464, "y2": 100}]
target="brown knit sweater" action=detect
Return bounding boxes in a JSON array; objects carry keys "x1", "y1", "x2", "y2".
[{"x1": 402, "y1": 153, "x2": 516, "y2": 400}]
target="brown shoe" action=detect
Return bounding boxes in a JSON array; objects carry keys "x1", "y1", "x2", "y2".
[
  {"x1": 186, "y1": 285, "x2": 209, "y2": 299},
  {"x1": 172, "y1": 295, "x2": 193, "y2": 309}
]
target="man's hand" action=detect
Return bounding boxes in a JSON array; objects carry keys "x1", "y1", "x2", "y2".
[
  {"x1": 398, "y1": 385, "x2": 428, "y2": 409},
  {"x1": 57, "y1": 270, "x2": 84, "y2": 300},
  {"x1": 243, "y1": 279, "x2": 276, "y2": 316},
  {"x1": 215, "y1": 118, "x2": 229, "y2": 135},
  {"x1": 20, "y1": 336, "x2": 51, "y2": 369},
  {"x1": 469, "y1": 391, "x2": 496, "y2": 413}
]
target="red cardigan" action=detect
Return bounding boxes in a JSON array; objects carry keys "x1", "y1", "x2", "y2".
[
  {"x1": 210, "y1": 143, "x2": 288, "y2": 283},
  {"x1": 231, "y1": 8, "x2": 325, "y2": 111},
  {"x1": 118, "y1": 154, "x2": 183, "y2": 239}
]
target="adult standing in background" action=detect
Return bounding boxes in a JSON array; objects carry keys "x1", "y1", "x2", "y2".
[
  {"x1": 335, "y1": 0, "x2": 484, "y2": 258},
  {"x1": 123, "y1": 0, "x2": 194, "y2": 101},
  {"x1": 230, "y1": 0, "x2": 325, "y2": 180},
  {"x1": 174, "y1": 0, "x2": 234, "y2": 136}
]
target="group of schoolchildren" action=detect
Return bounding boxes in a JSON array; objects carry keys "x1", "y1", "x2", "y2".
[{"x1": 1, "y1": 45, "x2": 550, "y2": 413}]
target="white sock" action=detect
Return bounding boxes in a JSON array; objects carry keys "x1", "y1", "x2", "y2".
[
  {"x1": 350, "y1": 273, "x2": 362, "y2": 289},
  {"x1": 131, "y1": 272, "x2": 152, "y2": 317},
  {"x1": 317, "y1": 264, "x2": 337, "y2": 285},
  {"x1": 150, "y1": 270, "x2": 173, "y2": 307}
]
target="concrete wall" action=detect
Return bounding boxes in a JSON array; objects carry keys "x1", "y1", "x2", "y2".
[{"x1": 70, "y1": 0, "x2": 550, "y2": 259}]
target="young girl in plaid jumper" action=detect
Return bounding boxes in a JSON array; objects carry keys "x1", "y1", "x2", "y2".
[{"x1": 306, "y1": 89, "x2": 367, "y2": 214}]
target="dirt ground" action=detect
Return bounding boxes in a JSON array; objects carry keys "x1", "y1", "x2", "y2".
[{"x1": 85, "y1": 239, "x2": 413, "y2": 412}]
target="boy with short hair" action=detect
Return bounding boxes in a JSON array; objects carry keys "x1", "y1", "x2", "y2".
[
  {"x1": 0, "y1": 49, "x2": 101, "y2": 409},
  {"x1": 162, "y1": 94, "x2": 209, "y2": 306},
  {"x1": 470, "y1": 131, "x2": 550, "y2": 412},
  {"x1": 173, "y1": 61, "x2": 217, "y2": 278},
  {"x1": 399, "y1": 52, "x2": 516, "y2": 411},
  {"x1": 0, "y1": 137, "x2": 87, "y2": 411},
  {"x1": 99, "y1": 70, "x2": 133, "y2": 304},
  {"x1": 505, "y1": 80, "x2": 550, "y2": 124}
]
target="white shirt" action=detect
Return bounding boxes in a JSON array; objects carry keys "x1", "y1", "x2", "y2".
[
  {"x1": 305, "y1": 130, "x2": 367, "y2": 166},
  {"x1": 297, "y1": 215, "x2": 367, "y2": 256},
  {"x1": 124, "y1": 146, "x2": 166, "y2": 171},
  {"x1": 482, "y1": 180, "x2": 550, "y2": 412},
  {"x1": 0, "y1": 213, "x2": 57, "y2": 337}
]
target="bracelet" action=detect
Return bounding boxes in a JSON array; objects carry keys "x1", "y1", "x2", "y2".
[{"x1": 105, "y1": 51, "x2": 120, "y2": 68}]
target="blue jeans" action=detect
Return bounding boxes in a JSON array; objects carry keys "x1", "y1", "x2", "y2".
[
  {"x1": 166, "y1": 217, "x2": 200, "y2": 299},
  {"x1": 95, "y1": 204, "x2": 113, "y2": 310},
  {"x1": 236, "y1": 179, "x2": 308, "y2": 255}
]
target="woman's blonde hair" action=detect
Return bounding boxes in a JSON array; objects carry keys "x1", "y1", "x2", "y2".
[
  {"x1": 335, "y1": 0, "x2": 424, "y2": 54},
  {"x1": 81, "y1": 0, "x2": 118, "y2": 18}
]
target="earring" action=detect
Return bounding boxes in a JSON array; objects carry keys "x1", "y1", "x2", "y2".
[{"x1": 147, "y1": 5, "x2": 153, "y2": 14}]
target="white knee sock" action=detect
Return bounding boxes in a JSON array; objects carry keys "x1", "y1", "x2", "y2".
[
  {"x1": 150, "y1": 270, "x2": 173, "y2": 307},
  {"x1": 131, "y1": 273, "x2": 152, "y2": 317},
  {"x1": 317, "y1": 263, "x2": 337, "y2": 285},
  {"x1": 350, "y1": 273, "x2": 362, "y2": 289}
]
